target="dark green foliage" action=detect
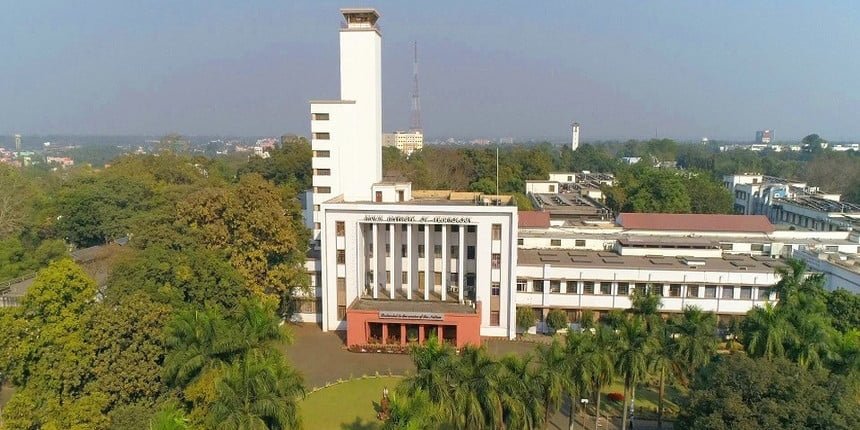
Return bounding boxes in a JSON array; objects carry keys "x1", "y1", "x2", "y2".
[
  {"x1": 545, "y1": 309, "x2": 569, "y2": 332},
  {"x1": 827, "y1": 289, "x2": 860, "y2": 334},
  {"x1": 238, "y1": 135, "x2": 312, "y2": 191},
  {"x1": 516, "y1": 306, "x2": 537, "y2": 330},
  {"x1": 679, "y1": 354, "x2": 860, "y2": 430}
]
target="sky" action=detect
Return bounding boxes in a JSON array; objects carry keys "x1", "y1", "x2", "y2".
[{"x1": 1, "y1": 1, "x2": 858, "y2": 141}]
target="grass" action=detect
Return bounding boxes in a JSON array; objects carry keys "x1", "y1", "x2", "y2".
[
  {"x1": 300, "y1": 376, "x2": 402, "y2": 430},
  {"x1": 590, "y1": 381, "x2": 684, "y2": 421}
]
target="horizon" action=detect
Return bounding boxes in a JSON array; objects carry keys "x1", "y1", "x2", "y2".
[{"x1": 2, "y1": 1, "x2": 859, "y2": 140}]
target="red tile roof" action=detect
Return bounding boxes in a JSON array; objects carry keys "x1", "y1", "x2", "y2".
[
  {"x1": 616, "y1": 213, "x2": 774, "y2": 233},
  {"x1": 518, "y1": 211, "x2": 551, "y2": 228}
]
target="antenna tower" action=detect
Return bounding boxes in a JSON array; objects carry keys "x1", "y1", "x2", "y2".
[{"x1": 409, "y1": 41, "x2": 423, "y2": 132}]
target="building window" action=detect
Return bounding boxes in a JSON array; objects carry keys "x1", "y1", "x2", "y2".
[
  {"x1": 434, "y1": 225, "x2": 442, "y2": 232},
  {"x1": 385, "y1": 244, "x2": 390, "y2": 257},
  {"x1": 722, "y1": 286, "x2": 734, "y2": 299},
  {"x1": 315, "y1": 186, "x2": 331, "y2": 194},
  {"x1": 575, "y1": 239, "x2": 586, "y2": 247},
  {"x1": 466, "y1": 273, "x2": 476, "y2": 287},
  {"x1": 418, "y1": 245, "x2": 425, "y2": 258},
  {"x1": 434, "y1": 272, "x2": 442, "y2": 285},
  {"x1": 757, "y1": 288, "x2": 771, "y2": 300},
  {"x1": 550, "y1": 280, "x2": 561, "y2": 293},
  {"x1": 492, "y1": 224, "x2": 502, "y2": 240},
  {"x1": 313, "y1": 132, "x2": 330, "y2": 140},
  {"x1": 490, "y1": 311, "x2": 500, "y2": 326},
  {"x1": 314, "y1": 150, "x2": 330, "y2": 158},
  {"x1": 517, "y1": 238, "x2": 524, "y2": 245},
  {"x1": 491, "y1": 283, "x2": 500, "y2": 296},
  {"x1": 368, "y1": 243, "x2": 374, "y2": 257},
  {"x1": 583, "y1": 281, "x2": 594, "y2": 295},
  {"x1": 434, "y1": 245, "x2": 442, "y2": 257},
  {"x1": 704, "y1": 285, "x2": 717, "y2": 298},
  {"x1": 312, "y1": 112, "x2": 330, "y2": 120},
  {"x1": 599, "y1": 282, "x2": 612, "y2": 295},
  {"x1": 751, "y1": 243, "x2": 764, "y2": 252},
  {"x1": 418, "y1": 225, "x2": 425, "y2": 232},
  {"x1": 335, "y1": 221, "x2": 345, "y2": 236},
  {"x1": 617, "y1": 283, "x2": 630, "y2": 296},
  {"x1": 315, "y1": 168, "x2": 331, "y2": 176},
  {"x1": 402, "y1": 271, "x2": 408, "y2": 283},
  {"x1": 313, "y1": 204, "x2": 320, "y2": 211},
  {"x1": 375, "y1": 191, "x2": 382, "y2": 202},
  {"x1": 402, "y1": 244, "x2": 407, "y2": 257},
  {"x1": 566, "y1": 282, "x2": 578, "y2": 294},
  {"x1": 720, "y1": 243, "x2": 733, "y2": 250},
  {"x1": 533, "y1": 280, "x2": 544, "y2": 293},
  {"x1": 337, "y1": 305, "x2": 346, "y2": 320},
  {"x1": 467, "y1": 246, "x2": 476, "y2": 260},
  {"x1": 401, "y1": 224, "x2": 407, "y2": 232},
  {"x1": 451, "y1": 225, "x2": 459, "y2": 232},
  {"x1": 385, "y1": 271, "x2": 391, "y2": 283},
  {"x1": 740, "y1": 287, "x2": 753, "y2": 300},
  {"x1": 491, "y1": 253, "x2": 501, "y2": 268},
  {"x1": 516, "y1": 279, "x2": 527, "y2": 292},
  {"x1": 397, "y1": 190, "x2": 405, "y2": 202},
  {"x1": 336, "y1": 250, "x2": 345, "y2": 264},
  {"x1": 450, "y1": 245, "x2": 459, "y2": 256},
  {"x1": 551, "y1": 239, "x2": 561, "y2": 246},
  {"x1": 669, "y1": 284, "x2": 682, "y2": 297},
  {"x1": 467, "y1": 225, "x2": 476, "y2": 233},
  {"x1": 687, "y1": 285, "x2": 700, "y2": 298}
]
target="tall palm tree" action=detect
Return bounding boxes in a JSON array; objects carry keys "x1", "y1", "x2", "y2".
[
  {"x1": 163, "y1": 308, "x2": 240, "y2": 388},
  {"x1": 207, "y1": 349, "x2": 305, "y2": 430},
  {"x1": 672, "y1": 306, "x2": 717, "y2": 373},
  {"x1": 742, "y1": 302, "x2": 793, "y2": 360},
  {"x1": 499, "y1": 354, "x2": 543, "y2": 430},
  {"x1": 588, "y1": 326, "x2": 616, "y2": 430},
  {"x1": 648, "y1": 320, "x2": 685, "y2": 430},
  {"x1": 454, "y1": 346, "x2": 503, "y2": 430},
  {"x1": 535, "y1": 340, "x2": 570, "y2": 429},
  {"x1": 399, "y1": 338, "x2": 459, "y2": 422},
  {"x1": 565, "y1": 332, "x2": 594, "y2": 430},
  {"x1": 615, "y1": 316, "x2": 654, "y2": 430},
  {"x1": 829, "y1": 329, "x2": 860, "y2": 376},
  {"x1": 630, "y1": 286, "x2": 662, "y2": 330},
  {"x1": 790, "y1": 314, "x2": 833, "y2": 370}
]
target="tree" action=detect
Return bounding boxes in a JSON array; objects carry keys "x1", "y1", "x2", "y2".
[
  {"x1": 826, "y1": 289, "x2": 860, "y2": 334},
  {"x1": 565, "y1": 333, "x2": 595, "y2": 430},
  {"x1": 399, "y1": 338, "x2": 460, "y2": 422},
  {"x1": 649, "y1": 322, "x2": 684, "y2": 430},
  {"x1": 453, "y1": 346, "x2": 504, "y2": 430},
  {"x1": 149, "y1": 402, "x2": 193, "y2": 430},
  {"x1": 499, "y1": 354, "x2": 543, "y2": 429},
  {"x1": 741, "y1": 303, "x2": 792, "y2": 360},
  {"x1": 0, "y1": 164, "x2": 30, "y2": 238},
  {"x1": 546, "y1": 309, "x2": 569, "y2": 333},
  {"x1": 206, "y1": 350, "x2": 305, "y2": 430},
  {"x1": 238, "y1": 136, "x2": 312, "y2": 190},
  {"x1": 383, "y1": 391, "x2": 440, "y2": 430},
  {"x1": 516, "y1": 306, "x2": 538, "y2": 333},
  {"x1": 615, "y1": 317, "x2": 654, "y2": 430},
  {"x1": 588, "y1": 326, "x2": 617, "y2": 430},
  {"x1": 534, "y1": 340, "x2": 570, "y2": 429},
  {"x1": 679, "y1": 355, "x2": 860, "y2": 429},
  {"x1": 629, "y1": 286, "x2": 662, "y2": 330},
  {"x1": 671, "y1": 306, "x2": 718, "y2": 373}
]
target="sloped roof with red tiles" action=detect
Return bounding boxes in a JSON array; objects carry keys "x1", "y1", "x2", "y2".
[
  {"x1": 616, "y1": 213, "x2": 774, "y2": 233},
  {"x1": 518, "y1": 211, "x2": 551, "y2": 228}
]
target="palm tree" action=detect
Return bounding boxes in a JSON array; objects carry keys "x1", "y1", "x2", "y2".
[
  {"x1": 671, "y1": 306, "x2": 717, "y2": 373},
  {"x1": 207, "y1": 349, "x2": 305, "y2": 430},
  {"x1": 790, "y1": 314, "x2": 833, "y2": 370},
  {"x1": 742, "y1": 302, "x2": 793, "y2": 360},
  {"x1": 454, "y1": 346, "x2": 503, "y2": 430},
  {"x1": 630, "y1": 286, "x2": 662, "y2": 330},
  {"x1": 233, "y1": 298, "x2": 292, "y2": 349},
  {"x1": 499, "y1": 354, "x2": 543, "y2": 430},
  {"x1": 163, "y1": 308, "x2": 240, "y2": 388},
  {"x1": 399, "y1": 338, "x2": 459, "y2": 422},
  {"x1": 535, "y1": 340, "x2": 570, "y2": 429},
  {"x1": 383, "y1": 391, "x2": 439, "y2": 430},
  {"x1": 149, "y1": 403, "x2": 192, "y2": 430},
  {"x1": 829, "y1": 329, "x2": 860, "y2": 376},
  {"x1": 615, "y1": 316, "x2": 654, "y2": 430},
  {"x1": 588, "y1": 326, "x2": 616, "y2": 430},
  {"x1": 565, "y1": 332, "x2": 594, "y2": 430},
  {"x1": 648, "y1": 320, "x2": 684, "y2": 430}
]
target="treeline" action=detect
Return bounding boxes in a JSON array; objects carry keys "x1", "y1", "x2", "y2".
[{"x1": 0, "y1": 151, "x2": 311, "y2": 428}]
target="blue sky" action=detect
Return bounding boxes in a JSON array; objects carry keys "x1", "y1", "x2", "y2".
[{"x1": 1, "y1": 1, "x2": 858, "y2": 141}]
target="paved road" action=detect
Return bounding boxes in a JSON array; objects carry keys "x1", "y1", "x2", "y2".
[{"x1": 285, "y1": 324, "x2": 674, "y2": 429}]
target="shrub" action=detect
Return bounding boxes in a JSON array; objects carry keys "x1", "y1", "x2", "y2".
[
  {"x1": 546, "y1": 309, "x2": 568, "y2": 333},
  {"x1": 608, "y1": 392, "x2": 624, "y2": 402},
  {"x1": 580, "y1": 309, "x2": 595, "y2": 330},
  {"x1": 516, "y1": 307, "x2": 537, "y2": 330}
]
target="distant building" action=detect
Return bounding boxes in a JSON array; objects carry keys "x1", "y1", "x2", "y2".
[
  {"x1": 701, "y1": 137, "x2": 709, "y2": 145},
  {"x1": 755, "y1": 129, "x2": 773, "y2": 144},
  {"x1": 571, "y1": 122, "x2": 580, "y2": 151},
  {"x1": 46, "y1": 156, "x2": 75, "y2": 168},
  {"x1": 14, "y1": 134, "x2": 21, "y2": 153},
  {"x1": 382, "y1": 130, "x2": 423, "y2": 156}
]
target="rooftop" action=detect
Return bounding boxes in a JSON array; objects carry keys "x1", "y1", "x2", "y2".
[
  {"x1": 617, "y1": 213, "x2": 775, "y2": 234},
  {"x1": 518, "y1": 211, "x2": 551, "y2": 228},
  {"x1": 518, "y1": 249, "x2": 783, "y2": 272},
  {"x1": 350, "y1": 298, "x2": 476, "y2": 314}
]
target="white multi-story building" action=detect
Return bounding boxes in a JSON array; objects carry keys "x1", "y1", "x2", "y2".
[
  {"x1": 298, "y1": 9, "x2": 859, "y2": 350},
  {"x1": 383, "y1": 131, "x2": 424, "y2": 156}
]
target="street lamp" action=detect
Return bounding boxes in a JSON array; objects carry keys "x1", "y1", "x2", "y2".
[{"x1": 580, "y1": 398, "x2": 589, "y2": 430}]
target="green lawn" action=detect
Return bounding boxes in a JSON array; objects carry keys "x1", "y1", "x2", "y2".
[
  {"x1": 300, "y1": 376, "x2": 402, "y2": 430},
  {"x1": 592, "y1": 382, "x2": 683, "y2": 421}
]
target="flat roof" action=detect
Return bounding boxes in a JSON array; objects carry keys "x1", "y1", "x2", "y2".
[
  {"x1": 328, "y1": 190, "x2": 515, "y2": 207},
  {"x1": 617, "y1": 213, "x2": 775, "y2": 234},
  {"x1": 350, "y1": 298, "x2": 476, "y2": 314},
  {"x1": 518, "y1": 249, "x2": 783, "y2": 273}
]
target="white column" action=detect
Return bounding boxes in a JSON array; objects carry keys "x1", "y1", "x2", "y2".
[
  {"x1": 458, "y1": 226, "x2": 465, "y2": 303},
  {"x1": 389, "y1": 224, "x2": 396, "y2": 299},
  {"x1": 406, "y1": 224, "x2": 413, "y2": 300},
  {"x1": 424, "y1": 225, "x2": 431, "y2": 300},
  {"x1": 441, "y1": 225, "x2": 448, "y2": 301},
  {"x1": 372, "y1": 223, "x2": 379, "y2": 299}
]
